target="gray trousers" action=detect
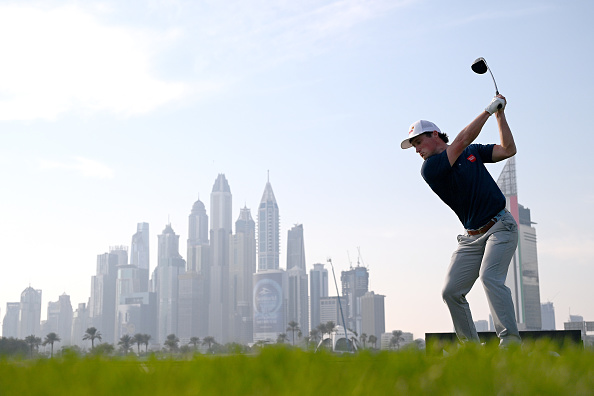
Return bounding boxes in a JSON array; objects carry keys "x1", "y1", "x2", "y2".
[{"x1": 442, "y1": 210, "x2": 520, "y2": 343}]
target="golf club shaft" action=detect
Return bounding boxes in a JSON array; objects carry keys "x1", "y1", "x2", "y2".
[{"x1": 488, "y1": 68, "x2": 499, "y2": 95}]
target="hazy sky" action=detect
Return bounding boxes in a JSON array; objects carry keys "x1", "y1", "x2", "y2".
[{"x1": 1, "y1": 0, "x2": 593, "y2": 339}]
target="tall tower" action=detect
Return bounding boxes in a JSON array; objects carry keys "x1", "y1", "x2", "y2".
[
  {"x1": 287, "y1": 224, "x2": 306, "y2": 271},
  {"x1": 286, "y1": 224, "x2": 309, "y2": 333},
  {"x1": 257, "y1": 174, "x2": 280, "y2": 271},
  {"x1": 89, "y1": 247, "x2": 125, "y2": 343},
  {"x1": 497, "y1": 157, "x2": 542, "y2": 330},
  {"x1": 309, "y1": 263, "x2": 329, "y2": 331},
  {"x1": 360, "y1": 291, "x2": 385, "y2": 343},
  {"x1": 179, "y1": 197, "x2": 210, "y2": 341},
  {"x1": 209, "y1": 174, "x2": 232, "y2": 342},
  {"x1": 155, "y1": 224, "x2": 185, "y2": 344},
  {"x1": 17, "y1": 287, "x2": 42, "y2": 338},
  {"x1": 3, "y1": 302, "x2": 21, "y2": 338},
  {"x1": 45, "y1": 294, "x2": 73, "y2": 345},
  {"x1": 229, "y1": 206, "x2": 257, "y2": 343},
  {"x1": 341, "y1": 265, "x2": 369, "y2": 335},
  {"x1": 130, "y1": 222, "x2": 150, "y2": 291},
  {"x1": 187, "y1": 198, "x2": 209, "y2": 273}
]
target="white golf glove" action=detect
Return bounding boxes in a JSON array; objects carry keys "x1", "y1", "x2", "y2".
[{"x1": 485, "y1": 97, "x2": 506, "y2": 115}]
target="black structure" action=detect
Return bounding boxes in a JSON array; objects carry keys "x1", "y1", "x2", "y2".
[{"x1": 425, "y1": 330, "x2": 583, "y2": 355}]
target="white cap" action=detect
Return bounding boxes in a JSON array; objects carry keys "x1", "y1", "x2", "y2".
[{"x1": 401, "y1": 120, "x2": 441, "y2": 149}]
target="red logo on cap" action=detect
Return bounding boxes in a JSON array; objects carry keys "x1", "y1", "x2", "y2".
[{"x1": 467, "y1": 155, "x2": 476, "y2": 162}]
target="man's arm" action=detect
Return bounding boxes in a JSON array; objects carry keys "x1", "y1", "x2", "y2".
[
  {"x1": 491, "y1": 109, "x2": 516, "y2": 162},
  {"x1": 446, "y1": 111, "x2": 491, "y2": 166}
]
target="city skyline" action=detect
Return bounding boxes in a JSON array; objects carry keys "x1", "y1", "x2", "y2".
[{"x1": 2, "y1": 1, "x2": 593, "y2": 339}]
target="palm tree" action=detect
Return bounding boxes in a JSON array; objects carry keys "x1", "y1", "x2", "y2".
[
  {"x1": 309, "y1": 328, "x2": 320, "y2": 346},
  {"x1": 276, "y1": 333, "x2": 288, "y2": 344},
  {"x1": 43, "y1": 332, "x2": 61, "y2": 358},
  {"x1": 360, "y1": 333, "x2": 368, "y2": 349},
  {"x1": 24, "y1": 335, "x2": 42, "y2": 358},
  {"x1": 390, "y1": 330, "x2": 404, "y2": 350},
  {"x1": 368, "y1": 335, "x2": 377, "y2": 349},
  {"x1": 325, "y1": 321, "x2": 336, "y2": 337},
  {"x1": 286, "y1": 321, "x2": 301, "y2": 346},
  {"x1": 202, "y1": 336, "x2": 216, "y2": 351},
  {"x1": 164, "y1": 334, "x2": 179, "y2": 353},
  {"x1": 142, "y1": 334, "x2": 152, "y2": 353},
  {"x1": 82, "y1": 327, "x2": 102, "y2": 349},
  {"x1": 133, "y1": 333, "x2": 144, "y2": 354},
  {"x1": 118, "y1": 334, "x2": 134, "y2": 355},
  {"x1": 189, "y1": 337, "x2": 200, "y2": 350}
]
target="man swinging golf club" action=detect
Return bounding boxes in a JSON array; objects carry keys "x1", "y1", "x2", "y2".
[{"x1": 402, "y1": 94, "x2": 521, "y2": 347}]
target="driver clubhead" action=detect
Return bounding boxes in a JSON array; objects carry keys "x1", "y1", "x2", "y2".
[{"x1": 471, "y1": 57, "x2": 488, "y2": 74}]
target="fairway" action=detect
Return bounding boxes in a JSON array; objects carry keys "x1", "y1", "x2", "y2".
[{"x1": 1, "y1": 342, "x2": 593, "y2": 395}]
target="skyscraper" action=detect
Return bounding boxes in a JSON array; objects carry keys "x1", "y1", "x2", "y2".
[
  {"x1": 497, "y1": 157, "x2": 542, "y2": 330},
  {"x1": 310, "y1": 263, "x2": 329, "y2": 331},
  {"x1": 130, "y1": 222, "x2": 150, "y2": 291},
  {"x1": 341, "y1": 266, "x2": 369, "y2": 335},
  {"x1": 209, "y1": 174, "x2": 232, "y2": 342},
  {"x1": 187, "y1": 199, "x2": 209, "y2": 273},
  {"x1": 3, "y1": 302, "x2": 20, "y2": 338},
  {"x1": 229, "y1": 206, "x2": 257, "y2": 343},
  {"x1": 89, "y1": 248, "x2": 124, "y2": 343},
  {"x1": 320, "y1": 296, "x2": 347, "y2": 327},
  {"x1": 154, "y1": 224, "x2": 185, "y2": 344},
  {"x1": 286, "y1": 224, "x2": 309, "y2": 333},
  {"x1": 541, "y1": 302, "x2": 556, "y2": 331},
  {"x1": 18, "y1": 286, "x2": 42, "y2": 339},
  {"x1": 178, "y1": 198, "x2": 211, "y2": 341},
  {"x1": 287, "y1": 224, "x2": 306, "y2": 272},
  {"x1": 45, "y1": 293, "x2": 73, "y2": 345},
  {"x1": 360, "y1": 291, "x2": 385, "y2": 343},
  {"x1": 71, "y1": 302, "x2": 90, "y2": 347},
  {"x1": 257, "y1": 175, "x2": 280, "y2": 272}
]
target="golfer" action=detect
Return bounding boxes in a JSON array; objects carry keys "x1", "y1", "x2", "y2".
[{"x1": 402, "y1": 95, "x2": 521, "y2": 347}]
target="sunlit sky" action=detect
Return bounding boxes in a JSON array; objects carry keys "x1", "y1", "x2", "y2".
[{"x1": 1, "y1": 0, "x2": 593, "y2": 340}]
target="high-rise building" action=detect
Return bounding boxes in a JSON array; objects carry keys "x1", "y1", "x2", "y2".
[
  {"x1": 287, "y1": 267, "x2": 309, "y2": 335},
  {"x1": 187, "y1": 199, "x2": 209, "y2": 273},
  {"x1": 178, "y1": 271, "x2": 204, "y2": 341},
  {"x1": 341, "y1": 266, "x2": 369, "y2": 335},
  {"x1": 178, "y1": 198, "x2": 211, "y2": 341},
  {"x1": 154, "y1": 224, "x2": 185, "y2": 344},
  {"x1": 18, "y1": 286, "x2": 42, "y2": 338},
  {"x1": 286, "y1": 224, "x2": 308, "y2": 333},
  {"x1": 229, "y1": 206, "x2": 257, "y2": 343},
  {"x1": 89, "y1": 247, "x2": 126, "y2": 343},
  {"x1": 253, "y1": 270, "x2": 287, "y2": 342},
  {"x1": 497, "y1": 158, "x2": 542, "y2": 330},
  {"x1": 2, "y1": 302, "x2": 21, "y2": 338},
  {"x1": 209, "y1": 174, "x2": 232, "y2": 343},
  {"x1": 257, "y1": 175, "x2": 280, "y2": 272},
  {"x1": 116, "y1": 292, "x2": 157, "y2": 342},
  {"x1": 115, "y1": 264, "x2": 156, "y2": 340},
  {"x1": 309, "y1": 263, "x2": 329, "y2": 331},
  {"x1": 541, "y1": 302, "x2": 556, "y2": 331},
  {"x1": 287, "y1": 224, "x2": 306, "y2": 272},
  {"x1": 360, "y1": 291, "x2": 385, "y2": 342},
  {"x1": 319, "y1": 296, "x2": 347, "y2": 327},
  {"x1": 130, "y1": 222, "x2": 150, "y2": 291},
  {"x1": 44, "y1": 294, "x2": 73, "y2": 345},
  {"x1": 71, "y1": 302, "x2": 90, "y2": 347}
]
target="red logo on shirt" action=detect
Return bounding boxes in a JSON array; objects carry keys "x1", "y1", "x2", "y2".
[{"x1": 467, "y1": 155, "x2": 476, "y2": 162}]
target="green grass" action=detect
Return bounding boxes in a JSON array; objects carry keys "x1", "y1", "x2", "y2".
[{"x1": 1, "y1": 341, "x2": 593, "y2": 395}]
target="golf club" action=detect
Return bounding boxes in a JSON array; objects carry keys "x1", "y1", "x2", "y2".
[{"x1": 471, "y1": 57, "x2": 499, "y2": 95}]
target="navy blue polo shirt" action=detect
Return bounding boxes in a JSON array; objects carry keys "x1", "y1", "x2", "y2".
[{"x1": 421, "y1": 144, "x2": 506, "y2": 230}]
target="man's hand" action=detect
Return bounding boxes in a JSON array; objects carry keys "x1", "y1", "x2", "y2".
[{"x1": 485, "y1": 96, "x2": 506, "y2": 115}]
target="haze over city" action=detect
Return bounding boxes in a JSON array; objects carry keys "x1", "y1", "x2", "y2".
[{"x1": 1, "y1": 0, "x2": 593, "y2": 341}]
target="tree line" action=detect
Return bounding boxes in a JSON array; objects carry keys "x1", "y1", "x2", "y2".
[{"x1": 1, "y1": 322, "x2": 419, "y2": 358}]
